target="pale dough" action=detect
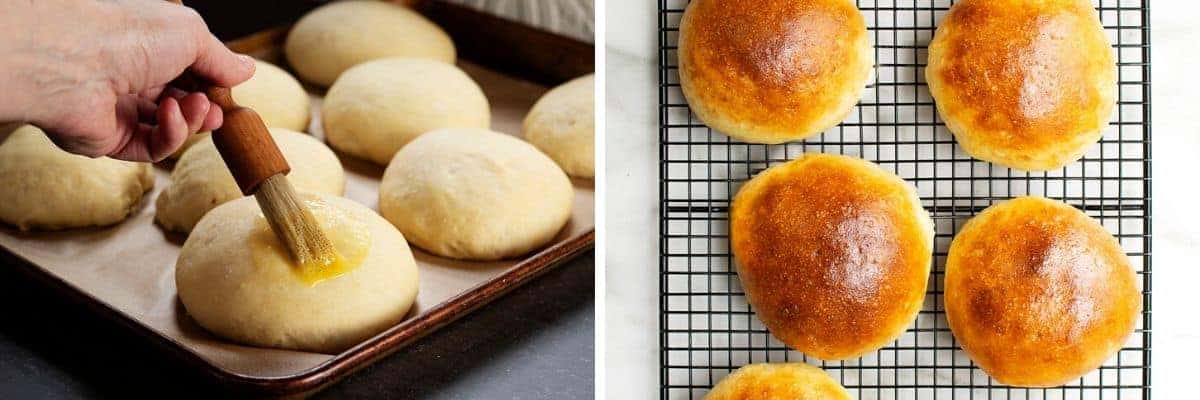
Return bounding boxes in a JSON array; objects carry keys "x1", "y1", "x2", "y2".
[
  {"x1": 523, "y1": 74, "x2": 594, "y2": 178},
  {"x1": 378, "y1": 128, "x2": 573, "y2": 260},
  {"x1": 322, "y1": 58, "x2": 490, "y2": 165},
  {"x1": 170, "y1": 59, "x2": 312, "y2": 158},
  {"x1": 233, "y1": 60, "x2": 312, "y2": 132},
  {"x1": 0, "y1": 124, "x2": 153, "y2": 230},
  {"x1": 176, "y1": 193, "x2": 419, "y2": 353},
  {"x1": 284, "y1": 0, "x2": 456, "y2": 87},
  {"x1": 156, "y1": 128, "x2": 344, "y2": 234}
]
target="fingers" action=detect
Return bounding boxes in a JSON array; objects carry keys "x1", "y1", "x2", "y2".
[
  {"x1": 190, "y1": 33, "x2": 255, "y2": 87},
  {"x1": 136, "y1": 98, "x2": 158, "y2": 121},
  {"x1": 150, "y1": 97, "x2": 191, "y2": 161},
  {"x1": 177, "y1": 92, "x2": 211, "y2": 133},
  {"x1": 107, "y1": 97, "x2": 190, "y2": 162},
  {"x1": 155, "y1": 87, "x2": 222, "y2": 131},
  {"x1": 201, "y1": 101, "x2": 224, "y2": 131}
]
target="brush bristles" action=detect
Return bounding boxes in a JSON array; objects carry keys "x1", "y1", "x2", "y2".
[{"x1": 254, "y1": 175, "x2": 338, "y2": 268}]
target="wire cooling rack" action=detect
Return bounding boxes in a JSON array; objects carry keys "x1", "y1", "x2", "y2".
[{"x1": 658, "y1": 1, "x2": 1151, "y2": 399}]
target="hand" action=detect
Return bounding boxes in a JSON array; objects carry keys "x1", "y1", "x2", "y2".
[{"x1": 0, "y1": 0, "x2": 256, "y2": 162}]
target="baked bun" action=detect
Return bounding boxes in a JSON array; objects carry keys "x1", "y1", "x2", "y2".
[
  {"x1": 705, "y1": 363, "x2": 851, "y2": 400},
  {"x1": 730, "y1": 153, "x2": 933, "y2": 360},
  {"x1": 926, "y1": 0, "x2": 1116, "y2": 171},
  {"x1": 945, "y1": 196, "x2": 1140, "y2": 387},
  {"x1": 677, "y1": 0, "x2": 872, "y2": 144}
]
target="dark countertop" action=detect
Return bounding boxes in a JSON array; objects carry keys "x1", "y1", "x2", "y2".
[{"x1": 0, "y1": 252, "x2": 593, "y2": 399}]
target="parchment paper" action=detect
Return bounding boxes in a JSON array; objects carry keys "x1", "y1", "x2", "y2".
[{"x1": 0, "y1": 60, "x2": 594, "y2": 379}]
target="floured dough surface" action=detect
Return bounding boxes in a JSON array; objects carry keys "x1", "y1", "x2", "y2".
[
  {"x1": 284, "y1": 0, "x2": 456, "y2": 87},
  {"x1": 176, "y1": 194, "x2": 419, "y2": 353},
  {"x1": 523, "y1": 74, "x2": 594, "y2": 178},
  {"x1": 233, "y1": 60, "x2": 312, "y2": 132},
  {"x1": 156, "y1": 128, "x2": 344, "y2": 234},
  {"x1": 0, "y1": 124, "x2": 153, "y2": 230},
  {"x1": 170, "y1": 59, "x2": 312, "y2": 159},
  {"x1": 379, "y1": 128, "x2": 572, "y2": 260},
  {"x1": 322, "y1": 58, "x2": 490, "y2": 165}
]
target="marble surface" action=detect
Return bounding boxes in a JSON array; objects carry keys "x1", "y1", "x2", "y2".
[{"x1": 604, "y1": 1, "x2": 1200, "y2": 398}]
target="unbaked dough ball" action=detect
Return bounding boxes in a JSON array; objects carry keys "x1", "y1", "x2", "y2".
[
  {"x1": 233, "y1": 60, "x2": 312, "y2": 132},
  {"x1": 523, "y1": 74, "x2": 594, "y2": 178},
  {"x1": 169, "y1": 59, "x2": 311, "y2": 158},
  {"x1": 379, "y1": 128, "x2": 572, "y2": 260},
  {"x1": 176, "y1": 193, "x2": 419, "y2": 353},
  {"x1": 0, "y1": 124, "x2": 153, "y2": 230},
  {"x1": 706, "y1": 363, "x2": 851, "y2": 400},
  {"x1": 322, "y1": 58, "x2": 490, "y2": 165},
  {"x1": 284, "y1": 0, "x2": 456, "y2": 87},
  {"x1": 156, "y1": 128, "x2": 344, "y2": 234}
]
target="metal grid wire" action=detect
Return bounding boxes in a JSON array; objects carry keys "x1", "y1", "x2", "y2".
[{"x1": 658, "y1": 0, "x2": 1151, "y2": 399}]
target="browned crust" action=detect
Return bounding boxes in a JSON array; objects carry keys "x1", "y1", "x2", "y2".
[
  {"x1": 705, "y1": 363, "x2": 851, "y2": 400},
  {"x1": 678, "y1": 0, "x2": 872, "y2": 144},
  {"x1": 730, "y1": 154, "x2": 932, "y2": 360},
  {"x1": 944, "y1": 197, "x2": 1140, "y2": 387},
  {"x1": 926, "y1": 0, "x2": 1116, "y2": 171}
]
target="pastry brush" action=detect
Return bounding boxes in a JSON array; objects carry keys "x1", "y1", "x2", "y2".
[
  {"x1": 165, "y1": 0, "x2": 339, "y2": 273},
  {"x1": 203, "y1": 87, "x2": 340, "y2": 272}
]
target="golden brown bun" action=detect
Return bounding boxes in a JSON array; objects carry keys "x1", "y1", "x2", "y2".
[
  {"x1": 945, "y1": 196, "x2": 1140, "y2": 387},
  {"x1": 926, "y1": 0, "x2": 1116, "y2": 171},
  {"x1": 705, "y1": 363, "x2": 851, "y2": 400},
  {"x1": 730, "y1": 154, "x2": 933, "y2": 360},
  {"x1": 678, "y1": 0, "x2": 872, "y2": 144}
]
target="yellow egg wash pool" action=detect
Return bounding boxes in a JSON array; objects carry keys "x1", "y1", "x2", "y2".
[{"x1": 250, "y1": 197, "x2": 371, "y2": 286}]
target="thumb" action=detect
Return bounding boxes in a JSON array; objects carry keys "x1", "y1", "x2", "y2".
[{"x1": 190, "y1": 34, "x2": 255, "y2": 87}]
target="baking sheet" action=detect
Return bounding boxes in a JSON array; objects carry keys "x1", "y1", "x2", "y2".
[{"x1": 0, "y1": 59, "x2": 594, "y2": 379}]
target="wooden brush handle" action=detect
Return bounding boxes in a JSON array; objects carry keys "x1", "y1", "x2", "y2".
[
  {"x1": 206, "y1": 88, "x2": 292, "y2": 195},
  {"x1": 163, "y1": 0, "x2": 289, "y2": 194}
]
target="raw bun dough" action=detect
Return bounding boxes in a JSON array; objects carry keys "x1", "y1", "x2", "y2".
[
  {"x1": 284, "y1": 0, "x2": 456, "y2": 87},
  {"x1": 523, "y1": 74, "x2": 594, "y2": 178},
  {"x1": 322, "y1": 58, "x2": 490, "y2": 165},
  {"x1": 233, "y1": 60, "x2": 312, "y2": 132},
  {"x1": 379, "y1": 128, "x2": 572, "y2": 260},
  {"x1": 156, "y1": 128, "x2": 344, "y2": 234},
  {"x1": 706, "y1": 363, "x2": 852, "y2": 400},
  {"x1": 169, "y1": 59, "x2": 311, "y2": 158},
  {"x1": 176, "y1": 194, "x2": 419, "y2": 353},
  {"x1": 0, "y1": 124, "x2": 153, "y2": 230}
]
